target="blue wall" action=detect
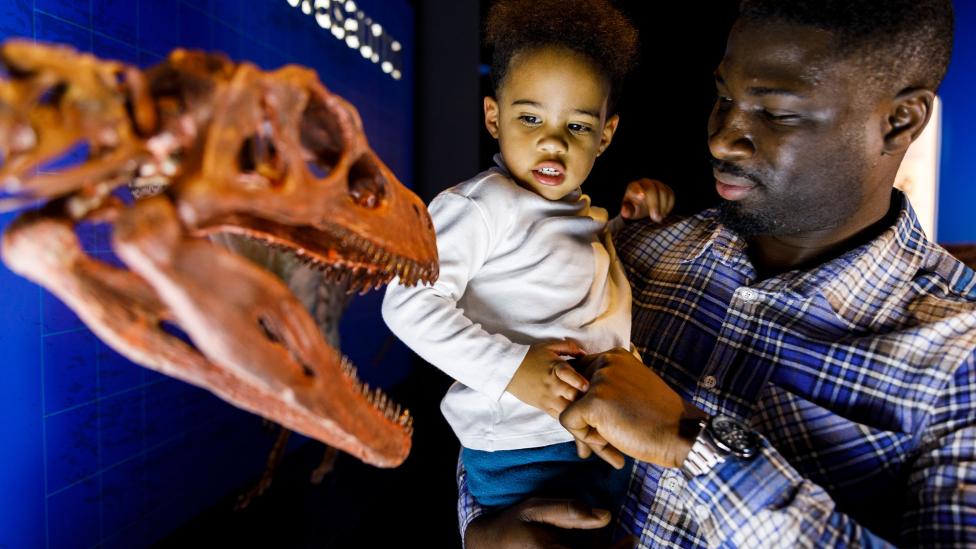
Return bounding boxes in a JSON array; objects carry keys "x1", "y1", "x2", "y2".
[
  {"x1": 937, "y1": 0, "x2": 976, "y2": 243},
  {"x1": 0, "y1": 1, "x2": 415, "y2": 548}
]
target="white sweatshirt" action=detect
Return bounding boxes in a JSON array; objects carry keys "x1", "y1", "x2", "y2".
[{"x1": 381, "y1": 156, "x2": 632, "y2": 451}]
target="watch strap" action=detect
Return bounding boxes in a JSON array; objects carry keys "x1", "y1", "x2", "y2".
[{"x1": 682, "y1": 417, "x2": 725, "y2": 477}]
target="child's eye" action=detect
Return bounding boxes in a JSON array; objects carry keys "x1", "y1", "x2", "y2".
[
  {"x1": 568, "y1": 123, "x2": 592, "y2": 134},
  {"x1": 518, "y1": 115, "x2": 541, "y2": 125}
]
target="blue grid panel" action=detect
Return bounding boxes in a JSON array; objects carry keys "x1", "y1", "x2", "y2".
[
  {"x1": 47, "y1": 476, "x2": 100, "y2": 549},
  {"x1": 0, "y1": 1, "x2": 416, "y2": 548},
  {"x1": 41, "y1": 290, "x2": 85, "y2": 335},
  {"x1": 45, "y1": 402, "x2": 99, "y2": 494},
  {"x1": 0, "y1": 210, "x2": 45, "y2": 549},
  {"x1": 100, "y1": 454, "x2": 149, "y2": 536},
  {"x1": 93, "y1": 0, "x2": 137, "y2": 45},
  {"x1": 35, "y1": 10, "x2": 91, "y2": 51},
  {"x1": 0, "y1": 0, "x2": 31, "y2": 39},
  {"x1": 36, "y1": 0, "x2": 90, "y2": 29},
  {"x1": 938, "y1": 0, "x2": 976, "y2": 243},
  {"x1": 43, "y1": 330, "x2": 98, "y2": 415},
  {"x1": 97, "y1": 341, "x2": 144, "y2": 397},
  {"x1": 99, "y1": 390, "x2": 143, "y2": 468}
]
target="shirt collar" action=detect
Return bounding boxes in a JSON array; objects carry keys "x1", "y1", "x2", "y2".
[
  {"x1": 492, "y1": 153, "x2": 511, "y2": 177},
  {"x1": 681, "y1": 211, "x2": 752, "y2": 275},
  {"x1": 810, "y1": 189, "x2": 929, "y2": 301},
  {"x1": 685, "y1": 190, "x2": 931, "y2": 301}
]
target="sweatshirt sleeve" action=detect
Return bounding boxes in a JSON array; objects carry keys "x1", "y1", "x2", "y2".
[{"x1": 381, "y1": 190, "x2": 531, "y2": 401}]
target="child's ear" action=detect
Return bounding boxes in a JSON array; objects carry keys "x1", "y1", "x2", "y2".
[
  {"x1": 484, "y1": 96, "x2": 500, "y2": 139},
  {"x1": 597, "y1": 114, "x2": 620, "y2": 157}
]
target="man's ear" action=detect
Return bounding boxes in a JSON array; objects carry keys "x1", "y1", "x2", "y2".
[
  {"x1": 484, "y1": 96, "x2": 500, "y2": 139},
  {"x1": 883, "y1": 88, "x2": 936, "y2": 156},
  {"x1": 597, "y1": 114, "x2": 620, "y2": 156}
]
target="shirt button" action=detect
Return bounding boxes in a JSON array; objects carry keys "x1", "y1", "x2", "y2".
[
  {"x1": 739, "y1": 288, "x2": 759, "y2": 301},
  {"x1": 694, "y1": 504, "x2": 710, "y2": 521},
  {"x1": 700, "y1": 375, "x2": 717, "y2": 389},
  {"x1": 662, "y1": 477, "x2": 682, "y2": 492}
]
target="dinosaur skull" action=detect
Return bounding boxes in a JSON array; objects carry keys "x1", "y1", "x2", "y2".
[{"x1": 0, "y1": 41, "x2": 437, "y2": 467}]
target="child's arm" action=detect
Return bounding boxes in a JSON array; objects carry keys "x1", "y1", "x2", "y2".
[{"x1": 383, "y1": 190, "x2": 587, "y2": 415}]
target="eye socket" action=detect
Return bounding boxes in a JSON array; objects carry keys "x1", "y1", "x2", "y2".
[
  {"x1": 348, "y1": 154, "x2": 387, "y2": 209},
  {"x1": 518, "y1": 114, "x2": 541, "y2": 126}
]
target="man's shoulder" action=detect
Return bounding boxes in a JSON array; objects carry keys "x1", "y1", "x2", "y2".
[
  {"x1": 614, "y1": 208, "x2": 720, "y2": 270},
  {"x1": 918, "y1": 243, "x2": 976, "y2": 303},
  {"x1": 895, "y1": 243, "x2": 976, "y2": 344}
]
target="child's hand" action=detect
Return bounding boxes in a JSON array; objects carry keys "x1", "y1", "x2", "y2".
[
  {"x1": 505, "y1": 341, "x2": 589, "y2": 419},
  {"x1": 620, "y1": 178, "x2": 675, "y2": 223}
]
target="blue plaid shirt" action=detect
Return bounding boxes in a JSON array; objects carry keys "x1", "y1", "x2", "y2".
[{"x1": 457, "y1": 191, "x2": 976, "y2": 547}]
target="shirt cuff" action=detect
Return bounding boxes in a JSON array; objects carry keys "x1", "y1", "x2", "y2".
[
  {"x1": 679, "y1": 435, "x2": 811, "y2": 543},
  {"x1": 478, "y1": 343, "x2": 531, "y2": 402}
]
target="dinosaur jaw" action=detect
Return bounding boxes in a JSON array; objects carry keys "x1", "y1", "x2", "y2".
[
  {"x1": 2, "y1": 202, "x2": 416, "y2": 468},
  {"x1": 193, "y1": 214, "x2": 437, "y2": 293},
  {"x1": 109, "y1": 197, "x2": 418, "y2": 467}
]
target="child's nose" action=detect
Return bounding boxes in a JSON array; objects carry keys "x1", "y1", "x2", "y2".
[{"x1": 537, "y1": 132, "x2": 568, "y2": 154}]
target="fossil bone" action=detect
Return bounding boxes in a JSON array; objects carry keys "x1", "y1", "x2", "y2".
[{"x1": 0, "y1": 40, "x2": 437, "y2": 468}]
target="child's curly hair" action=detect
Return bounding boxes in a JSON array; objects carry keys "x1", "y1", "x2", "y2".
[{"x1": 485, "y1": 0, "x2": 639, "y2": 113}]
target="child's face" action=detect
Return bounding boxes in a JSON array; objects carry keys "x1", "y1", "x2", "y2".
[{"x1": 484, "y1": 47, "x2": 619, "y2": 201}]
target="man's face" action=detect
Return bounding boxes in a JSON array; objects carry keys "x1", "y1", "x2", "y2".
[
  {"x1": 484, "y1": 47, "x2": 618, "y2": 201},
  {"x1": 709, "y1": 20, "x2": 889, "y2": 236}
]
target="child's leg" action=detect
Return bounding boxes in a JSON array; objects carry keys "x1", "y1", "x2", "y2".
[
  {"x1": 460, "y1": 442, "x2": 634, "y2": 513},
  {"x1": 461, "y1": 444, "x2": 579, "y2": 510}
]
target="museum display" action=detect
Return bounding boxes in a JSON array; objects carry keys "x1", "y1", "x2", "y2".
[{"x1": 0, "y1": 39, "x2": 437, "y2": 468}]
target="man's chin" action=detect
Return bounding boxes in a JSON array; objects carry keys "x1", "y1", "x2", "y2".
[{"x1": 717, "y1": 200, "x2": 783, "y2": 237}]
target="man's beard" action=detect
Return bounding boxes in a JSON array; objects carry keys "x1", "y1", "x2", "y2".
[
  {"x1": 717, "y1": 185, "x2": 864, "y2": 238},
  {"x1": 711, "y1": 158, "x2": 787, "y2": 236},
  {"x1": 717, "y1": 199, "x2": 787, "y2": 237}
]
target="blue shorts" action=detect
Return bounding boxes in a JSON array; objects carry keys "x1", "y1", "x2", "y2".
[{"x1": 461, "y1": 441, "x2": 634, "y2": 513}]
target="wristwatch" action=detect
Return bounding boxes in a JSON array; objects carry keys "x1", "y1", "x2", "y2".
[{"x1": 681, "y1": 414, "x2": 759, "y2": 478}]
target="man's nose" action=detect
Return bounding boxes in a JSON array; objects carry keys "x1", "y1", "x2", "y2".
[{"x1": 708, "y1": 108, "x2": 755, "y2": 162}]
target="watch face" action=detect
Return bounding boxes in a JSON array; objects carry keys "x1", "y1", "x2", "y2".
[{"x1": 710, "y1": 415, "x2": 759, "y2": 459}]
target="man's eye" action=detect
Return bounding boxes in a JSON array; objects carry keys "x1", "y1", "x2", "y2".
[
  {"x1": 518, "y1": 115, "x2": 541, "y2": 125},
  {"x1": 568, "y1": 123, "x2": 592, "y2": 134},
  {"x1": 763, "y1": 111, "x2": 800, "y2": 122}
]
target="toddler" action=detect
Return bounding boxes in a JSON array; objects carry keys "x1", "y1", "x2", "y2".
[{"x1": 382, "y1": 0, "x2": 672, "y2": 518}]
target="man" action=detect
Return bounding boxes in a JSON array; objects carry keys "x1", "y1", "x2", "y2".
[{"x1": 461, "y1": 0, "x2": 974, "y2": 546}]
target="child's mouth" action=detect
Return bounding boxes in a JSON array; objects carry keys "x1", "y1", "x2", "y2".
[{"x1": 532, "y1": 164, "x2": 565, "y2": 186}]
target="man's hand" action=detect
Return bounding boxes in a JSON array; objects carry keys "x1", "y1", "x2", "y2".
[
  {"x1": 620, "y1": 178, "x2": 675, "y2": 222},
  {"x1": 506, "y1": 341, "x2": 589, "y2": 419},
  {"x1": 560, "y1": 348, "x2": 707, "y2": 469},
  {"x1": 465, "y1": 498, "x2": 636, "y2": 549}
]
